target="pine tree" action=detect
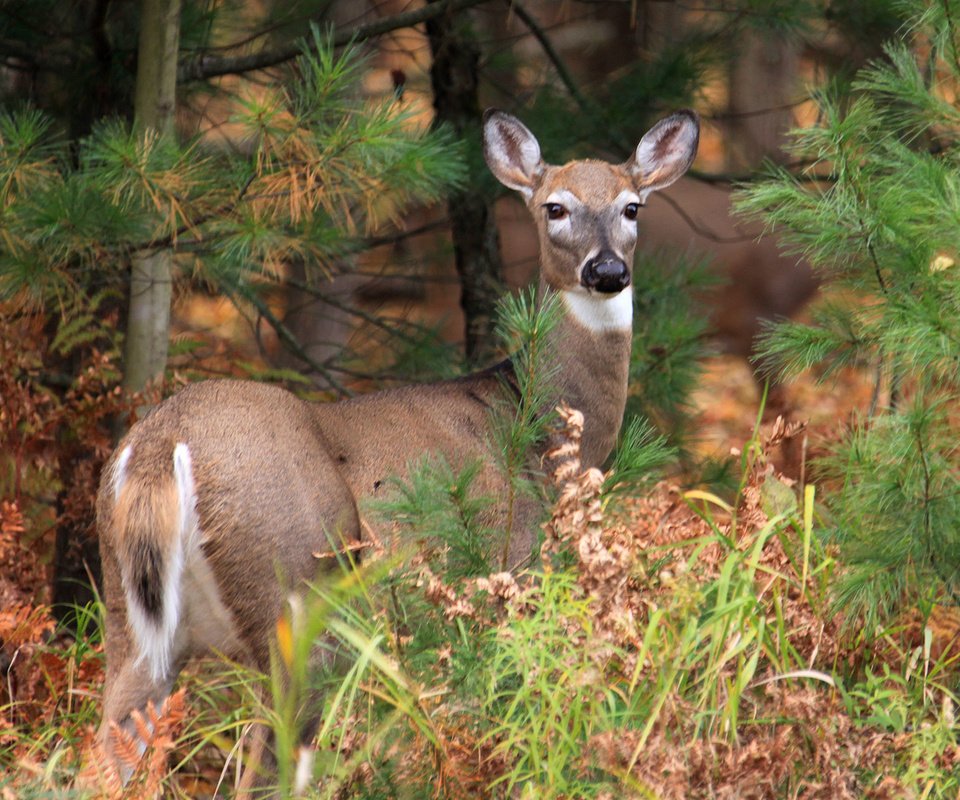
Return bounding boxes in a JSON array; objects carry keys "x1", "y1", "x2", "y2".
[
  {"x1": 736, "y1": 0, "x2": 960, "y2": 631},
  {"x1": 0, "y1": 33, "x2": 464, "y2": 364},
  {"x1": 0, "y1": 28, "x2": 465, "y2": 613}
]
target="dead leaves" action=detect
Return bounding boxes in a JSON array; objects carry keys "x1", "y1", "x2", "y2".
[
  {"x1": 536, "y1": 406, "x2": 879, "y2": 796},
  {"x1": 0, "y1": 603, "x2": 53, "y2": 654},
  {"x1": 415, "y1": 564, "x2": 524, "y2": 622},
  {"x1": 77, "y1": 689, "x2": 187, "y2": 800},
  {"x1": 543, "y1": 403, "x2": 642, "y2": 644},
  {"x1": 590, "y1": 683, "x2": 905, "y2": 799},
  {"x1": 0, "y1": 501, "x2": 24, "y2": 537}
]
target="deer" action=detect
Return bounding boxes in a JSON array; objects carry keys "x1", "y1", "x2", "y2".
[{"x1": 95, "y1": 107, "x2": 699, "y2": 789}]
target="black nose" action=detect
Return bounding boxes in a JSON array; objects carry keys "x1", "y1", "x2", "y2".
[{"x1": 581, "y1": 254, "x2": 630, "y2": 293}]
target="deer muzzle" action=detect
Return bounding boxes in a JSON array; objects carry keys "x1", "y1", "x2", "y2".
[{"x1": 581, "y1": 253, "x2": 630, "y2": 294}]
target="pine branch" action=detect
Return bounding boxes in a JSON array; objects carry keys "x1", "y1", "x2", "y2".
[
  {"x1": 506, "y1": 2, "x2": 597, "y2": 120},
  {"x1": 177, "y1": 0, "x2": 492, "y2": 83},
  {"x1": 124, "y1": 171, "x2": 258, "y2": 255},
  {"x1": 940, "y1": 0, "x2": 960, "y2": 74},
  {"x1": 914, "y1": 425, "x2": 960, "y2": 605}
]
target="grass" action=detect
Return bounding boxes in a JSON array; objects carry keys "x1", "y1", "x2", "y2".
[{"x1": 3, "y1": 415, "x2": 960, "y2": 798}]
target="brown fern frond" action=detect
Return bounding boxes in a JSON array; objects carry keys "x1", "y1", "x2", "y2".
[
  {"x1": 418, "y1": 564, "x2": 477, "y2": 621},
  {"x1": 129, "y1": 707, "x2": 153, "y2": 746},
  {"x1": 0, "y1": 500, "x2": 25, "y2": 536},
  {"x1": 540, "y1": 403, "x2": 645, "y2": 645},
  {"x1": 0, "y1": 602, "x2": 54, "y2": 650},
  {"x1": 157, "y1": 689, "x2": 187, "y2": 730},
  {"x1": 108, "y1": 720, "x2": 144, "y2": 774},
  {"x1": 138, "y1": 691, "x2": 188, "y2": 798},
  {"x1": 96, "y1": 691, "x2": 190, "y2": 799},
  {"x1": 75, "y1": 728, "x2": 124, "y2": 800}
]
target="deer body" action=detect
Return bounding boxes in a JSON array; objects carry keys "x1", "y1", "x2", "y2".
[
  {"x1": 96, "y1": 109, "x2": 699, "y2": 786},
  {"x1": 310, "y1": 305, "x2": 632, "y2": 511}
]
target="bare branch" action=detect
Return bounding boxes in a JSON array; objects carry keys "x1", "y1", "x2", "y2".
[
  {"x1": 653, "y1": 192, "x2": 757, "y2": 244},
  {"x1": 177, "y1": 0, "x2": 492, "y2": 83},
  {"x1": 507, "y1": 1, "x2": 595, "y2": 118},
  {"x1": 231, "y1": 282, "x2": 352, "y2": 397}
]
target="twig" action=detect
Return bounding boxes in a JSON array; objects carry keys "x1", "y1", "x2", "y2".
[
  {"x1": 230, "y1": 283, "x2": 352, "y2": 396},
  {"x1": 177, "y1": 0, "x2": 492, "y2": 83},
  {"x1": 867, "y1": 240, "x2": 887, "y2": 294},
  {"x1": 687, "y1": 160, "x2": 828, "y2": 185},
  {"x1": 915, "y1": 425, "x2": 960, "y2": 605},
  {"x1": 338, "y1": 218, "x2": 451, "y2": 255},
  {"x1": 124, "y1": 171, "x2": 258, "y2": 255},
  {"x1": 507, "y1": 2, "x2": 592, "y2": 116},
  {"x1": 284, "y1": 275, "x2": 435, "y2": 348},
  {"x1": 868, "y1": 352, "x2": 884, "y2": 418},
  {"x1": 653, "y1": 192, "x2": 758, "y2": 244}
]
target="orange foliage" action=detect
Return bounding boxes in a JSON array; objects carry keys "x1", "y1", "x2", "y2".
[
  {"x1": 77, "y1": 689, "x2": 188, "y2": 799},
  {"x1": 0, "y1": 309, "x2": 129, "y2": 775}
]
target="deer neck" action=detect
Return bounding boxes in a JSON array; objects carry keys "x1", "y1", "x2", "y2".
[{"x1": 539, "y1": 279, "x2": 633, "y2": 469}]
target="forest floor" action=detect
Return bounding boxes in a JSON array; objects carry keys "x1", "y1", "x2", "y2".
[
  {"x1": 691, "y1": 354, "x2": 875, "y2": 477},
  {"x1": 3, "y1": 337, "x2": 957, "y2": 797}
]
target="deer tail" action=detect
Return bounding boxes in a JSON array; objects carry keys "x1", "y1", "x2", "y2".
[{"x1": 108, "y1": 442, "x2": 198, "y2": 683}]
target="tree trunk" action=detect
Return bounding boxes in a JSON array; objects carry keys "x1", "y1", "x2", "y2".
[
  {"x1": 726, "y1": 30, "x2": 799, "y2": 170},
  {"x1": 426, "y1": 0, "x2": 503, "y2": 365},
  {"x1": 53, "y1": 0, "x2": 181, "y2": 619},
  {"x1": 122, "y1": 0, "x2": 182, "y2": 392}
]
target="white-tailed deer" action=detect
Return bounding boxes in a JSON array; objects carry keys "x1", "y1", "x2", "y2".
[{"x1": 96, "y1": 108, "x2": 699, "y2": 787}]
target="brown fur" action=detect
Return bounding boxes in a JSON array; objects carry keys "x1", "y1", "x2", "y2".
[{"x1": 111, "y1": 452, "x2": 179, "y2": 620}]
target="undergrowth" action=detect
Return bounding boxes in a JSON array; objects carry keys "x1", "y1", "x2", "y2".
[
  {"x1": 1, "y1": 307, "x2": 957, "y2": 797},
  {"x1": 4, "y1": 402, "x2": 960, "y2": 796}
]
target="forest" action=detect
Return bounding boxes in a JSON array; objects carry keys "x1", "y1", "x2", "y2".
[{"x1": 2, "y1": 0, "x2": 960, "y2": 796}]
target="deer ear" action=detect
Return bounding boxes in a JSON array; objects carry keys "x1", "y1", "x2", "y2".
[
  {"x1": 629, "y1": 110, "x2": 700, "y2": 197},
  {"x1": 482, "y1": 109, "x2": 543, "y2": 199}
]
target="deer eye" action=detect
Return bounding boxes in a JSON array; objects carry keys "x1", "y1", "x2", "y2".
[
  {"x1": 544, "y1": 203, "x2": 568, "y2": 221},
  {"x1": 623, "y1": 203, "x2": 640, "y2": 221}
]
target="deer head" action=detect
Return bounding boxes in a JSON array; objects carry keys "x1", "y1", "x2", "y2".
[{"x1": 482, "y1": 109, "x2": 699, "y2": 329}]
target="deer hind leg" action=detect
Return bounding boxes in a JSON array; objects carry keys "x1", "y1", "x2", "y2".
[
  {"x1": 235, "y1": 710, "x2": 292, "y2": 799},
  {"x1": 233, "y1": 625, "x2": 342, "y2": 797},
  {"x1": 97, "y1": 545, "x2": 182, "y2": 783},
  {"x1": 228, "y1": 667, "x2": 325, "y2": 797},
  {"x1": 231, "y1": 594, "x2": 357, "y2": 793},
  {"x1": 98, "y1": 654, "x2": 179, "y2": 782}
]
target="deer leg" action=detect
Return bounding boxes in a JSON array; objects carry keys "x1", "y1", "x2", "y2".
[
  {"x1": 98, "y1": 644, "x2": 178, "y2": 782},
  {"x1": 234, "y1": 627, "x2": 339, "y2": 797},
  {"x1": 97, "y1": 544, "x2": 180, "y2": 782},
  {"x1": 235, "y1": 714, "x2": 276, "y2": 798},
  {"x1": 233, "y1": 676, "x2": 325, "y2": 797}
]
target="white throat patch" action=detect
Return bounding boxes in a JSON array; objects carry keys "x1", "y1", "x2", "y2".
[{"x1": 561, "y1": 288, "x2": 633, "y2": 333}]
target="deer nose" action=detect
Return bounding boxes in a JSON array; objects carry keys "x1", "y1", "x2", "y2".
[{"x1": 581, "y1": 253, "x2": 630, "y2": 293}]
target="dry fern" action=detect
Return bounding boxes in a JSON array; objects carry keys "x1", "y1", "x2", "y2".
[
  {"x1": 542, "y1": 403, "x2": 642, "y2": 644},
  {"x1": 78, "y1": 689, "x2": 188, "y2": 799}
]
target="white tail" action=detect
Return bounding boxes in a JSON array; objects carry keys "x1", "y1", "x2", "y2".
[
  {"x1": 107, "y1": 442, "x2": 199, "y2": 683},
  {"x1": 96, "y1": 109, "x2": 699, "y2": 788}
]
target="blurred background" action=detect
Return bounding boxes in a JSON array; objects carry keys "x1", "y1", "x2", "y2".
[
  {"x1": 0, "y1": 0, "x2": 903, "y2": 611},
  {"x1": 8, "y1": 7, "x2": 960, "y2": 795}
]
